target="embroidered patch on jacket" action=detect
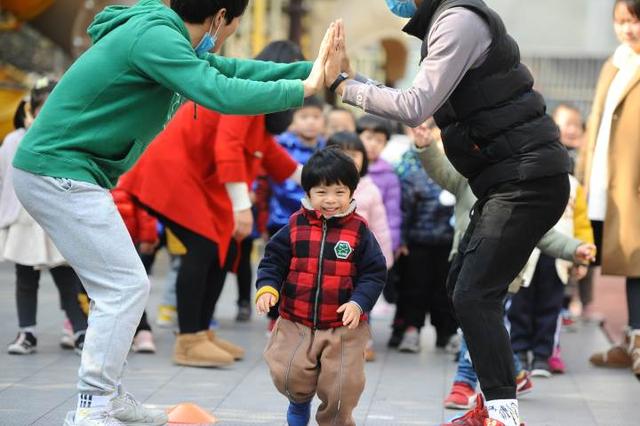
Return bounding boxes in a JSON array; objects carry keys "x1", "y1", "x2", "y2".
[{"x1": 334, "y1": 241, "x2": 353, "y2": 259}]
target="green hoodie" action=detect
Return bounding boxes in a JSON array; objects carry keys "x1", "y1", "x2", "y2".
[{"x1": 13, "y1": 0, "x2": 311, "y2": 188}]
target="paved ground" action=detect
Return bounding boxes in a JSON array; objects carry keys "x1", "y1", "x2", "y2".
[{"x1": 0, "y1": 253, "x2": 637, "y2": 426}]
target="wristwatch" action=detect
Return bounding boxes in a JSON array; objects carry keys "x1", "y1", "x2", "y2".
[{"x1": 329, "y1": 72, "x2": 350, "y2": 93}]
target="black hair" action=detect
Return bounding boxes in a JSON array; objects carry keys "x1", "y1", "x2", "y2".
[
  {"x1": 170, "y1": 0, "x2": 249, "y2": 24},
  {"x1": 356, "y1": 114, "x2": 392, "y2": 141},
  {"x1": 255, "y1": 40, "x2": 305, "y2": 63},
  {"x1": 326, "y1": 131, "x2": 369, "y2": 177},
  {"x1": 260, "y1": 41, "x2": 305, "y2": 135},
  {"x1": 13, "y1": 99, "x2": 27, "y2": 129},
  {"x1": 301, "y1": 95, "x2": 325, "y2": 111},
  {"x1": 615, "y1": 0, "x2": 640, "y2": 18},
  {"x1": 301, "y1": 146, "x2": 360, "y2": 195},
  {"x1": 30, "y1": 78, "x2": 57, "y2": 113}
]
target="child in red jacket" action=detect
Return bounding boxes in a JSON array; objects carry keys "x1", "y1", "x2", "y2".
[{"x1": 112, "y1": 184, "x2": 159, "y2": 353}]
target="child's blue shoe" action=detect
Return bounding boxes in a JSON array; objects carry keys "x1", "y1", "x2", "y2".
[{"x1": 286, "y1": 400, "x2": 311, "y2": 426}]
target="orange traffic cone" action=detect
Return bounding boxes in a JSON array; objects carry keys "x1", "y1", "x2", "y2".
[{"x1": 168, "y1": 403, "x2": 217, "y2": 425}]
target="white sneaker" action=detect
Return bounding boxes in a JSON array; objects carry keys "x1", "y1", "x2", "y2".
[
  {"x1": 110, "y1": 393, "x2": 168, "y2": 425},
  {"x1": 398, "y1": 328, "x2": 421, "y2": 353},
  {"x1": 61, "y1": 319, "x2": 75, "y2": 349},
  {"x1": 64, "y1": 409, "x2": 124, "y2": 426},
  {"x1": 132, "y1": 331, "x2": 156, "y2": 354},
  {"x1": 8, "y1": 331, "x2": 37, "y2": 354}
]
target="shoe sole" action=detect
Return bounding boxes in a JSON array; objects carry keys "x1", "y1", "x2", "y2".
[
  {"x1": 133, "y1": 348, "x2": 157, "y2": 354},
  {"x1": 8, "y1": 348, "x2": 36, "y2": 355},
  {"x1": 173, "y1": 358, "x2": 233, "y2": 367},
  {"x1": 398, "y1": 345, "x2": 420, "y2": 353},
  {"x1": 530, "y1": 369, "x2": 552, "y2": 378},
  {"x1": 444, "y1": 401, "x2": 473, "y2": 410},
  {"x1": 517, "y1": 387, "x2": 533, "y2": 397}
]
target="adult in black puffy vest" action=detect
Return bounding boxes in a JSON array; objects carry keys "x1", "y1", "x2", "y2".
[{"x1": 325, "y1": 1, "x2": 571, "y2": 425}]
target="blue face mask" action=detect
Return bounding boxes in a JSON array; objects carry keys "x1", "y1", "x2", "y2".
[
  {"x1": 385, "y1": 0, "x2": 418, "y2": 18},
  {"x1": 194, "y1": 19, "x2": 221, "y2": 56}
]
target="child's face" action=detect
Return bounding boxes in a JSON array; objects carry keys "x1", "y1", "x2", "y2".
[
  {"x1": 554, "y1": 107, "x2": 584, "y2": 149},
  {"x1": 292, "y1": 107, "x2": 325, "y2": 143},
  {"x1": 360, "y1": 130, "x2": 388, "y2": 161},
  {"x1": 343, "y1": 149, "x2": 364, "y2": 173},
  {"x1": 308, "y1": 183, "x2": 352, "y2": 218},
  {"x1": 326, "y1": 111, "x2": 356, "y2": 136}
]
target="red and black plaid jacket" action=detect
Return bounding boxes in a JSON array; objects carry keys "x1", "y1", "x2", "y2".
[{"x1": 256, "y1": 202, "x2": 387, "y2": 329}]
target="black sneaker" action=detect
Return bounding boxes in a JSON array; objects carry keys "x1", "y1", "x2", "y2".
[
  {"x1": 236, "y1": 300, "x2": 251, "y2": 322},
  {"x1": 387, "y1": 327, "x2": 405, "y2": 348},
  {"x1": 531, "y1": 358, "x2": 552, "y2": 378},
  {"x1": 74, "y1": 331, "x2": 85, "y2": 356},
  {"x1": 8, "y1": 331, "x2": 37, "y2": 355}
]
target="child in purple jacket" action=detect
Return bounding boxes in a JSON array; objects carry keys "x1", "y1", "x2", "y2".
[{"x1": 356, "y1": 115, "x2": 402, "y2": 252}]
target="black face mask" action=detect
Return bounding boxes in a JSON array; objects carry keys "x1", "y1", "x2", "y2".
[{"x1": 265, "y1": 110, "x2": 294, "y2": 135}]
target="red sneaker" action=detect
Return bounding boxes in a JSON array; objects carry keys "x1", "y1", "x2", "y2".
[
  {"x1": 442, "y1": 394, "x2": 496, "y2": 425},
  {"x1": 548, "y1": 347, "x2": 566, "y2": 374},
  {"x1": 441, "y1": 395, "x2": 526, "y2": 426},
  {"x1": 515, "y1": 370, "x2": 533, "y2": 396},
  {"x1": 444, "y1": 382, "x2": 477, "y2": 409}
]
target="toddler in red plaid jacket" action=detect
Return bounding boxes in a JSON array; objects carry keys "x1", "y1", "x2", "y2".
[{"x1": 256, "y1": 147, "x2": 387, "y2": 426}]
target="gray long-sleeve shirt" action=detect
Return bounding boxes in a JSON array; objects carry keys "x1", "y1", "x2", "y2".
[{"x1": 343, "y1": 8, "x2": 492, "y2": 127}]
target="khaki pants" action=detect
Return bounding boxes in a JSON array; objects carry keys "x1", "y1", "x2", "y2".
[{"x1": 264, "y1": 318, "x2": 370, "y2": 426}]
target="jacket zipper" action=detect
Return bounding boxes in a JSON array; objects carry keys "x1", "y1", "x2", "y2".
[{"x1": 312, "y1": 219, "x2": 328, "y2": 329}]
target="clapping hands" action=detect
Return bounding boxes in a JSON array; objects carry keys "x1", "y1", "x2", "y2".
[{"x1": 302, "y1": 20, "x2": 353, "y2": 98}]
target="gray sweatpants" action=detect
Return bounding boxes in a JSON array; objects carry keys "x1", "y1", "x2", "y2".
[{"x1": 12, "y1": 167, "x2": 149, "y2": 395}]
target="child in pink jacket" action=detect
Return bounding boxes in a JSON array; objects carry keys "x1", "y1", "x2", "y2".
[{"x1": 327, "y1": 132, "x2": 394, "y2": 269}]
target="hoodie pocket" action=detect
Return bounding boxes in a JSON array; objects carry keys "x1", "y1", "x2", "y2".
[{"x1": 91, "y1": 139, "x2": 146, "y2": 181}]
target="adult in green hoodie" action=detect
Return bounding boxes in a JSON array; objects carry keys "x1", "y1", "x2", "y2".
[{"x1": 10, "y1": 1, "x2": 335, "y2": 425}]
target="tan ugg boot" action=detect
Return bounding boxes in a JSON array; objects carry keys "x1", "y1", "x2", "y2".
[
  {"x1": 629, "y1": 330, "x2": 640, "y2": 380},
  {"x1": 589, "y1": 328, "x2": 633, "y2": 368},
  {"x1": 206, "y1": 330, "x2": 244, "y2": 360},
  {"x1": 173, "y1": 331, "x2": 234, "y2": 367}
]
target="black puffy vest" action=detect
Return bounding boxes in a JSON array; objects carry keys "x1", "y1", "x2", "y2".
[{"x1": 403, "y1": 0, "x2": 570, "y2": 196}]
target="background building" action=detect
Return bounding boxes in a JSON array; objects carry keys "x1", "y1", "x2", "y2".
[{"x1": 0, "y1": 0, "x2": 622, "y2": 139}]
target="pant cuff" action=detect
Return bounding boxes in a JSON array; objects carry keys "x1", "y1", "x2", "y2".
[{"x1": 483, "y1": 386, "x2": 516, "y2": 401}]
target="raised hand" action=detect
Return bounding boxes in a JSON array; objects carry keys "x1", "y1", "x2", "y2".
[
  {"x1": 303, "y1": 22, "x2": 336, "y2": 97},
  {"x1": 410, "y1": 121, "x2": 434, "y2": 148},
  {"x1": 574, "y1": 243, "x2": 596, "y2": 265},
  {"x1": 325, "y1": 20, "x2": 348, "y2": 90}
]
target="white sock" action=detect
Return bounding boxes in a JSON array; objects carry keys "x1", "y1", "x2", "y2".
[
  {"x1": 20, "y1": 327, "x2": 36, "y2": 335},
  {"x1": 76, "y1": 393, "x2": 115, "y2": 416},
  {"x1": 486, "y1": 399, "x2": 519, "y2": 426}
]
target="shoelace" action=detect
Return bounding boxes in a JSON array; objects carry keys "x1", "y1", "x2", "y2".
[{"x1": 84, "y1": 409, "x2": 122, "y2": 426}]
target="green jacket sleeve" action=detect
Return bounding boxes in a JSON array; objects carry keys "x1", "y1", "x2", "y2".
[
  {"x1": 536, "y1": 228, "x2": 580, "y2": 262},
  {"x1": 203, "y1": 54, "x2": 313, "y2": 82},
  {"x1": 418, "y1": 144, "x2": 466, "y2": 196},
  {"x1": 130, "y1": 26, "x2": 304, "y2": 115}
]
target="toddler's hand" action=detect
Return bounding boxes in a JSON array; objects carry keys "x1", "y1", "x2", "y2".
[
  {"x1": 337, "y1": 302, "x2": 361, "y2": 329},
  {"x1": 256, "y1": 293, "x2": 276, "y2": 316},
  {"x1": 572, "y1": 265, "x2": 588, "y2": 280},
  {"x1": 574, "y1": 243, "x2": 596, "y2": 265}
]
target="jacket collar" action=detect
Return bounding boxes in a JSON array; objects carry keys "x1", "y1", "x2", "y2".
[
  {"x1": 301, "y1": 198, "x2": 357, "y2": 222},
  {"x1": 402, "y1": 0, "x2": 444, "y2": 40}
]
